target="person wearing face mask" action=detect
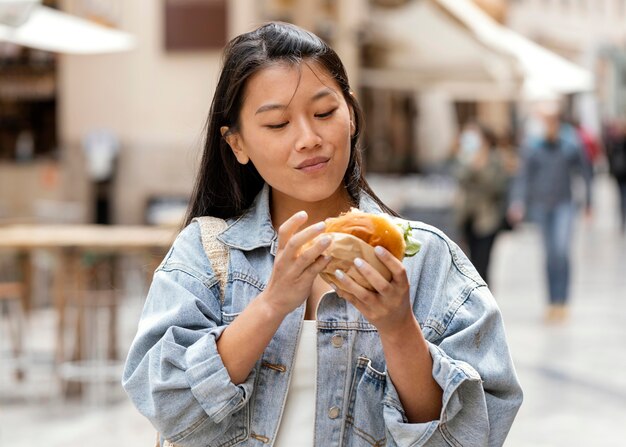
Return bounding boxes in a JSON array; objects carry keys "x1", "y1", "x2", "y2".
[
  {"x1": 508, "y1": 104, "x2": 593, "y2": 323},
  {"x1": 451, "y1": 122, "x2": 508, "y2": 286}
]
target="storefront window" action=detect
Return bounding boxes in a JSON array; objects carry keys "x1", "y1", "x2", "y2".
[{"x1": 0, "y1": 44, "x2": 57, "y2": 162}]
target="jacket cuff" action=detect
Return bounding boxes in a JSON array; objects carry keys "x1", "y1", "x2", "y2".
[
  {"x1": 383, "y1": 343, "x2": 485, "y2": 446},
  {"x1": 184, "y1": 326, "x2": 256, "y2": 424}
]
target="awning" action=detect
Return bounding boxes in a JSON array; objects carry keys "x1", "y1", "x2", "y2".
[
  {"x1": 0, "y1": 0, "x2": 136, "y2": 54},
  {"x1": 362, "y1": 0, "x2": 522, "y2": 100},
  {"x1": 436, "y1": 0, "x2": 594, "y2": 98},
  {"x1": 362, "y1": 0, "x2": 594, "y2": 100}
]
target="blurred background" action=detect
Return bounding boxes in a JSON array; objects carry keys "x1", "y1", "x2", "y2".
[{"x1": 0, "y1": 0, "x2": 625, "y2": 446}]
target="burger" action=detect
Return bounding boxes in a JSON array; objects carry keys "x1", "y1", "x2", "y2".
[{"x1": 311, "y1": 209, "x2": 421, "y2": 291}]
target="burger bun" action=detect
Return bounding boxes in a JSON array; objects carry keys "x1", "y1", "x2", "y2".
[{"x1": 317, "y1": 232, "x2": 391, "y2": 291}]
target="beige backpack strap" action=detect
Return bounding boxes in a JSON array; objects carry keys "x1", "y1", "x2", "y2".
[
  {"x1": 157, "y1": 217, "x2": 229, "y2": 447},
  {"x1": 193, "y1": 216, "x2": 229, "y2": 303}
]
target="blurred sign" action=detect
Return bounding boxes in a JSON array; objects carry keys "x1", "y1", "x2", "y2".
[
  {"x1": 82, "y1": 130, "x2": 119, "y2": 182},
  {"x1": 164, "y1": 0, "x2": 227, "y2": 51}
]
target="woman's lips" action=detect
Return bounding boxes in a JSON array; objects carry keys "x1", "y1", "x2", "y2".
[{"x1": 296, "y1": 156, "x2": 330, "y2": 173}]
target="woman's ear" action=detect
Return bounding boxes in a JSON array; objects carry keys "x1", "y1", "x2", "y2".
[
  {"x1": 349, "y1": 109, "x2": 356, "y2": 137},
  {"x1": 220, "y1": 126, "x2": 249, "y2": 165}
]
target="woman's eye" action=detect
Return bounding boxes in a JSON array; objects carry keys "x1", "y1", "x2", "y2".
[
  {"x1": 266, "y1": 122, "x2": 288, "y2": 129},
  {"x1": 316, "y1": 108, "x2": 337, "y2": 119}
]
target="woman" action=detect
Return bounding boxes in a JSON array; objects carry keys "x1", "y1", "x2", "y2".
[
  {"x1": 123, "y1": 22, "x2": 522, "y2": 447},
  {"x1": 452, "y1": 122, "x2": 509, "y2": 285}
]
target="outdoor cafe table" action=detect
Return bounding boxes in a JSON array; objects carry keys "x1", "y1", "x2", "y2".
[{"x1": 0, "y1": 224, "x2": 176, "y2": 389}]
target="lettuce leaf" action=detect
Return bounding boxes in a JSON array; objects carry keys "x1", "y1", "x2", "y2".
[{"x1": 396, "y1": 221, "x2": 421, "y2": 257}]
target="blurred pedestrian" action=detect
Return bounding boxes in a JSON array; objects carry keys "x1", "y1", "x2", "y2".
[
  {"x1": 508, "y1": 103, "x2": 593, "y2": 322},
  {"x1": 451, "y1": 122, "x2": 508, "y2": 285},
  {"x1": 604, "y1": 119, "x2": 626, "y2": 233},
  {"x1": 122, "y1": 22, "x2": 522, "y2": 447}
]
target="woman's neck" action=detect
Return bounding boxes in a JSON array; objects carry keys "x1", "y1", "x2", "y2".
[{"x1": 270, "y1": 187, "x2": 354, "y2": 229}]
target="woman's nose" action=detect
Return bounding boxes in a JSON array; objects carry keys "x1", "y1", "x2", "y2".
[{"x1": 294, "y1": 118, "x2": 322, "y2": 151}]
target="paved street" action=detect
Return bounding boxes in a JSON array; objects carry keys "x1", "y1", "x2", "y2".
[
  {"x1": 1, "y1": 174, "x2": 625, "y2": 447},
  {"x1": 492, "y1": 174, "x2": 626, "y2": 446}
]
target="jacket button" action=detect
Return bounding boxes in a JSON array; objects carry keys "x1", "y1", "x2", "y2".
[
  {"x1": 331, "y1": 334, "x2": 343, "y2": 348},
  {"x1": 328, "y1": 406, "x2": 341, "y2": 419}
]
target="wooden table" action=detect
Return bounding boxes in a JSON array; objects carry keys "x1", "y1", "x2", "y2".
[
  {"x1": 0, "y1": 224, "x2": 177, "y2": 391},
  {"x1": 0, "y1": 224, "x2": 177, "y2": 251}
]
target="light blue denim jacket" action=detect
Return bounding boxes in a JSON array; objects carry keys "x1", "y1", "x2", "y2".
[{"x1": 122, "y1": 184, "x2": 522, "y2": 447}]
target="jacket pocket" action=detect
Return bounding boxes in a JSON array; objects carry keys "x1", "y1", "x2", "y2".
[
  {"x1": 221, "y1": 311, "x2": 241, "y2": 325},
  {"x1": 220, "y1": 275, "x2": 264, "y2": 324},
  {"x1": 164, "y1": 403, "x2": 249, "y2": 447},
  {"x1": 343, "y1": 356, "x2": 387, "y2": 447}
]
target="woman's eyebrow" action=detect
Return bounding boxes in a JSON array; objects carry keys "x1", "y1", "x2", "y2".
[
  {"x1": 254, "y1": 88, "x2": 337, "y2": 115},
  {"x1": 255, "y1": 103, "x2": 286, "y2": 115}
]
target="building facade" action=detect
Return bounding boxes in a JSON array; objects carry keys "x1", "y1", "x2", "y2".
[{"x1": 508, "y1": 0, "x2": 626, "y2": 124}]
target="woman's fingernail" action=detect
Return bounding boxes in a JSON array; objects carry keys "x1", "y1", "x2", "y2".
[
  {"x1": 314, "y1": 221, "x2": 326, "y2": 230},
  {"x1": 329, "y1": 283, "x2": 338, "y2": 291},
  {"x1": 374, "y1": 246, "x2": 385, "y2": 256},
  {"x1": 354, "y1": 257, "x2": 364, "y2": 268},
  {"x1": 296, "y1": 211, "x2": 307, "y2": 219},
  {"x1": 334, "y1": 269, "x2": 345, "y2": 281}
]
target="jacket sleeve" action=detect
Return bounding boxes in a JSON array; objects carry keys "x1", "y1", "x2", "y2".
[
  {"x1": 121, "y1": 227, "x2": 255, "y2": 446},
  {"x1": 382, "y1": 286, "x2": 523, "y2": 446},
  {"x1": 380, "y1": 227, "x2": 523, "y2": 446}
]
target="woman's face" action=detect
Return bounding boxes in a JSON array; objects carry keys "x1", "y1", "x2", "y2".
[{"x1": 223, "y1": 61, "x2": 353, "y2": 208}]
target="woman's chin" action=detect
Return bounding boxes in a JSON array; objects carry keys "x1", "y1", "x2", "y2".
[{"x1": 273, "y1": 181, "x2": 347, "y2": 205}]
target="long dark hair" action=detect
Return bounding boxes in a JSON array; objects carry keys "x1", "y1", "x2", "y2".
[{"x1": 183, "y1": 22, "x2": 395, "y2": 227}]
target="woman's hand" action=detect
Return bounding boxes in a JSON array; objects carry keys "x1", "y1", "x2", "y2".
[
  {"x1": 331, "y1": 247, "x2": 443, "y2": 422},
  {"x1": 218, "y1": 212, "x2": 329, "y2": 384},
  {"x1": 331, "y1": 246, "x2": 413, "y2": 335},
  {"x1": 262, "y1": 211, "x2": 332, "y2": 317}
]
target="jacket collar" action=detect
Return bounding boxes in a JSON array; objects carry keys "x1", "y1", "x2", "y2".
[
  {"x1": 218, "y1": 183, "x2": 277, "y2": 253},
  {"x1": 218, "y1": 183, "x2": 383, "y2": 255}
]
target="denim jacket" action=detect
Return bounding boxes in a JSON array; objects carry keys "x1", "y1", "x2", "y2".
[{"x1": 122, "y1": 184, "x2": 523, "y2": 447}]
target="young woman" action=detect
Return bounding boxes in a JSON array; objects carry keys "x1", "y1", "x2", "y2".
[{"x1": 123, "y1": 22, "x2": 522, "y2": 447}]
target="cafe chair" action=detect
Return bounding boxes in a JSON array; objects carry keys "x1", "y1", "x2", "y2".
[{"x1": 58, "y1": 253, "x2": 122, "y2": 404}]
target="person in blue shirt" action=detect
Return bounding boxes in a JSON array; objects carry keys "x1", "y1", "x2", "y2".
[
  {"x1": 123, "y1": 22, "x2": 522, "y2": 446},
  {"x1": 509, "y1": 104, "x2": 593, "y2": 322}
]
